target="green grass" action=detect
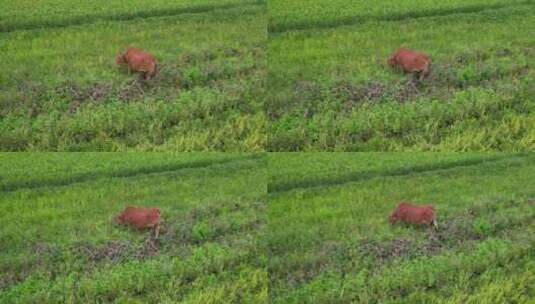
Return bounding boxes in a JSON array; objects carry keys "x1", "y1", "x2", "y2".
[
  {"x1": 0, "y1": 153, "x2": 260, "y2": 191},
  {"x1": 0, "y1": 1, "x2": 266, "y2": 151},
  {"x1": 268, "y1": 0, "x2": 535, "y2": 151},
  {"x1": 2, "y1": 153, "x2": 535, "y2": 302},
  {"x1": 0, "y1": 153, "x2": 267, "y2": 303},
  {"x1": 267, "y1": 153, "x2": 535, "y2": 303},
  {"x1": 0, "y1": 0, "x2": 261, "y2": 32},
  {"x1": 268, "y1": 152, "x2": 515, "y2": 192},
  {"x1": 268, "y1": 0, "x2": 530, "y2": 32}
]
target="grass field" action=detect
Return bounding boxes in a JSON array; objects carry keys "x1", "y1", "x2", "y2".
[
  {"x1": 2, "y1": 152, "x2": 534, "y2": 302},
  {"x1": 0, "y1": 0, "x2": 266, "y2": 151},
  {"x1": 268, "y1": 0, "x2": 535, "y2": 151},
  {"x1": 267, "y1": 153, "x2": 535, "y2": 303},
  {"x1": 0, "y1": 153, "x2": 267, "y2": 303}
]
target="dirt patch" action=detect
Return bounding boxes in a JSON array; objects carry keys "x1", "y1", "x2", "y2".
[
  {"x1": 359, "y1": 238, "x2": 415, "y2": 265},
  {"x1": 0, "y1": 272, "x2": 27, "y2": 292},
  {"x1": 393, "y1": 79, "x2": 424, "y2": 102},
  {"x1": 55, "y1": 66, "x2": 181, "y2": 111},
  {"x1": 56, "y1": 82, "x2": 112, "y2": 113},
  {"x1": 117, "y1": 79, "x2": 148, "y2": 103},
  {"x1": 1, "y1": 82, "x2": 47, "y2": 118},
  {"x1": 57, "y1": 82, "x2": 112, "y2": 102},
  {"x1": 294, "y1": 80, "x2": 322, "y2": 118},
  {"x1": 332, "y1": 81, "x2": 389, "y2": 105},
  {"x1": 331, "y1": 78, "x2": 431, "y2": 108},
  {"x1": 71, "y1": 231, "x2": 163, "y2": 266},
  {"x1": 33, "y1": 242, "x2": 62, "y2": 264},
  {"x1": 137, "y1": 234, "x2": 160, "y2": 259},
  {"x1": 364, "y1": 82, "x2": 387, "y2": 100},
  {"x1": 72, "y1": 240, "x2": 132, "y2": 265},
  {"x1": 331, "y1": 81, "x2": 366, "y2": 104}
]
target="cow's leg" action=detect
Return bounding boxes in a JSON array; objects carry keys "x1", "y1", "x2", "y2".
[
  {"x1": 418, "y1": 70, "x2": 426, "y2": 82},
  {"x1": 432, "y1": 219, "x2": 438, "y2": 229},
  {"x1": 409, "y1": 75, "x2": 419, "y2": 92},
  {"x1": 154, "y1": 223, "x2": 160, "y2": 239}
]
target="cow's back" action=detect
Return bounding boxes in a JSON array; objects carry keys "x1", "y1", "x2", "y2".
[
  {"x1": 392, "y1": 202, "x2": 435, "y2": 225},
  {"x1": 393, "y1": 49, "x2": 430, "y2": 73},
  {"x1": 124, "y1": 48, "x2": 156, "y2": 72},
  {"x1": 118, "y1": 206, "x2": 160, "y2": 229}
]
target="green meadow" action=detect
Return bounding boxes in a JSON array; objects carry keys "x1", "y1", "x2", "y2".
[
  {"x1": 268, "y1": 0, "x2": 535, "y2": 151},
  {"x1": 1, "y1": 0, "x2": 534, "y2": 302},
  {"x1": 267, "y1": 153, "x2": 535, "y2": 303},
  {"x1": 0, "y1": 153, "x2": 267, "y2": 303},
  {"x1": 0, "y1": 0, "x2": 266, "y2": 151}
]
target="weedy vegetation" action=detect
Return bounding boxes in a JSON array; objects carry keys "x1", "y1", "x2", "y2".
[
  {"x1": 0, "y1": 153, "x2": 267, "y2": 303},
  {"x1": 267, "y1": 153, "x2": 535, "y2": 303},
  {"x1": 268, "y1": 0, "x2": 535, "y2": 151}
]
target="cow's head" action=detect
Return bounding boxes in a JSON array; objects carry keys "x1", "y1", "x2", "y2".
[
  {"x1": 389, "y1": 211, "x2": 399, "y2": 224},
  {"x1": 115, "y1": 53, "x2": 127, "y2": 65},
  {"x1": 113, "y1": 213, "x2": 125, "y2": 225},
  {"x1": 387, "y1": 55, "x2": 397, "y2": 67}
]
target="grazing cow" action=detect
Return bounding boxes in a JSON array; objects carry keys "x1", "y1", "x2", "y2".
[
  {"x1": 387, "y1": 48, "x2": 431, "y2": 80},
  {"x1": 389, "y1": 202, "x2": 437, "y2": 228},
  {"x1": 116, "y1": 48, "x2": 157, "y2": 80},
  {"x1": 114, "y1": 206, "x2": 161, "y2": 238}
]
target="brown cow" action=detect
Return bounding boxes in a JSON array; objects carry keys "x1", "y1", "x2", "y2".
[
  {"x1": 114, "y1": 206, "x2": 161, "y2": 238},
  {"x1": 387, "y1": 48, "x2": 431, "y2": 80},
  {"x1": 389, "y1": 202, "x2": 437, "y2": 228},
  {"x1": 116, "y1": 48, "x2": 157, "y2": 80}
]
